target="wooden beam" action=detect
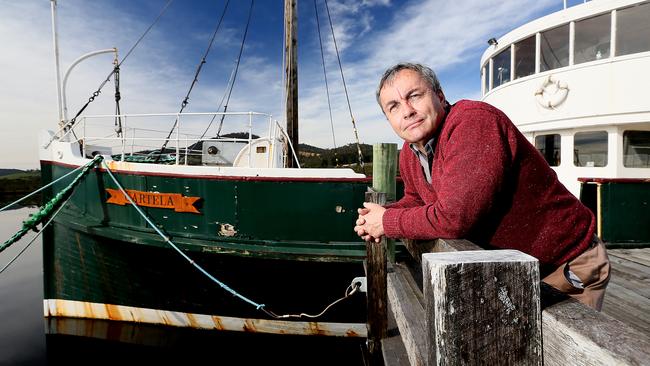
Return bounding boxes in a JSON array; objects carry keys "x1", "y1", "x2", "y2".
[
  {"x1": 373, "y1": 143, "x2": 398, "y2": 262},
  {"x1": 541, "y1": 283, "x2": 650, "y2": 366},
  {"x1": 422, "y1": 250, "x2": 543, "y2": 365},
  {"x1": 284, "y1": 0, "x2": 298, "y2": 167},
  {"x1": 365, "y1": 188, "x2": 387, "y2": 364}
]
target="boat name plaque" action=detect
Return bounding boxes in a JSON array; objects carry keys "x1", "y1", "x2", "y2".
[{"x1": 105, "y1": 188, "x2": 201, "y2": 213}]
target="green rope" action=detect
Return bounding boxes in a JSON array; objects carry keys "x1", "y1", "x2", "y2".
[{"x1": 0, "y1": 155, "x2": 103, "y2": 254}]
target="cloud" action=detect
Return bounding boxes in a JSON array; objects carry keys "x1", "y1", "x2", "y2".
[{"x1": 1, "y1": 0, "x2": 560, "y2": 168}]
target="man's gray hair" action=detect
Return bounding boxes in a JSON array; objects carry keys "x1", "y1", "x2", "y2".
[{"x1": 375, "y1": 63, "x2": 443, "y2": 107}]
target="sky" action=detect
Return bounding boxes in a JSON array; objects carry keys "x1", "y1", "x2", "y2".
[{"x1": 0, "y1": 0, "x2": 588, "y2": 169}]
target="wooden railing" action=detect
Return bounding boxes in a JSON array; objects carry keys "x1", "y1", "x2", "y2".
[{"x1": 364, "y1": 143, "x2": 650, "y2": 365}]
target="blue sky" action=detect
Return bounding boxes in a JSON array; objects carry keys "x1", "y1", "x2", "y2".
[{"x1": 0, "y1": 0, "x2": 587, "y2": 169}]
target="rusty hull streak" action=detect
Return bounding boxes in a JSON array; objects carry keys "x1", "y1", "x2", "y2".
[{"x1": 44, "y1": 299, "x2": 367, "y2": 337}]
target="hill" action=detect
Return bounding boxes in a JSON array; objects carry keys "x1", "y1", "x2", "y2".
[
  {"x1": 0, "y1": 168, "x2": 24, "y2": 177},
  {"x1": 0, "y1": 170, "x2": 41, "y2": 194}
]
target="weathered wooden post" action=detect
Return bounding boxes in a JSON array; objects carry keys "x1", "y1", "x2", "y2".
[
  {"x1": 372, "y1": 143, "x2": 397, "y2": 262},
  {"x1": 365, "y1": 188, "x2": 387, "y2": 364},
  {"x1": 422, "y1": 250, "x2": 543, "y2": 365}
]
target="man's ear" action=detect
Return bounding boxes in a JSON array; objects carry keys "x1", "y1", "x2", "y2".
[{"x1": 436, "y1": 90, "x2": 446, "y2": 104}]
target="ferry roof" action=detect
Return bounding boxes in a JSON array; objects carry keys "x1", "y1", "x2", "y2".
[{"x1": 479, "y1": 0, "x2": 646, "y2": 68}]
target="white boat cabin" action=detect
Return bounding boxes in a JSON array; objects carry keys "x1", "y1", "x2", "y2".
[{"x1": 479, "y1": 0, "x2": 650, "y2": 197}]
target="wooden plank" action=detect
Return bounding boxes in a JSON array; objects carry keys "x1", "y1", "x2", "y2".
[
  {"x1": 601, "y1": 282, "x2": 650, "y2": 335},
  {"x1": 608, "y1": 248, "x2": 650, "y2": 267},
  {"x1": 609, "y1": 267, "x2": 650, "y2": 299},
  {"x1": 608, "y1": 254, "x2": 650, "y2": 282},
  {"x1": 381, "y1": 298, "x2": 411, "y2": 366},
  {"x1": 401, "y1": 238, "x2": 482, "y2": 263},
  {"x1": 386, "y1": 262, "x2": 427, "y2": 366},
  {"x1": 542, "y1": 289, "x2": 650, "y2": 366},
  {"x1": 422, "y1": 250, "x2": 543, "y2": 365}
]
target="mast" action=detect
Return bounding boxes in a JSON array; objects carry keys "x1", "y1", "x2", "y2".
[
  {"x1": 50, "y1": 0, "x2": 64, "y2": 128},
  {"x1": 284, "y1": 0, "x2": 298, "y2": 167}
]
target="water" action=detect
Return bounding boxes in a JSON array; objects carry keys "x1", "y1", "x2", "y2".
[{"x1": 0, "y1": 205, "x2": 365, "y2": 365}]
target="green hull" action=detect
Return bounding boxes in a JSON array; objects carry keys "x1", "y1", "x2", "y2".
[
  {"x1": 40, "y1": 161, "x2": 382, "y2": 330},
  {"x1": 580, "y1": 179, "x2": 650, "y2": 247}
]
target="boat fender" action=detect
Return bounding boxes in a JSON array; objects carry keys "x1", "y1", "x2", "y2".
[{"x1": 535, "y1": 75, "x2": 569, "y2": 109}]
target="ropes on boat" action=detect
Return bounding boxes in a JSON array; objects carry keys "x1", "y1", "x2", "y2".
[
  {"x1": 0, "y1": 155, "x2": 103, "y2": 255},
  {"x1": 101, "y1": 159, "x2": 359, "y2": 319},
  {"x1": 158, "y1": 0, "x2": 232, "y2": 156},
  {"x1": 47, "y1": 0, "x2": 174, "y2": 146},
  {"x1": 313, "y1": 0, "x2": 339, "y2": 166},
  {"x1": 322, "y1": 0, "x2": 365, "y2": 168}
]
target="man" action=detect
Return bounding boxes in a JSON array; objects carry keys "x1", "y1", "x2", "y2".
[{"x1": 354, "y1": 63, "x2": 610, "y2": 310}]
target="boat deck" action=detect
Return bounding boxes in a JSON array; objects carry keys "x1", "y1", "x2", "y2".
[{"x1": 602, "y1": 248, "x2": 650, "y2": 335}]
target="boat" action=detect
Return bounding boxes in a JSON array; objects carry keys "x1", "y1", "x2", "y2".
[
  {"x1": 39, "y1": 0, "x2": 376, "y2": 337},
  {"x1": 479, "y1": 0, "x2": 650, "y2": 247}
]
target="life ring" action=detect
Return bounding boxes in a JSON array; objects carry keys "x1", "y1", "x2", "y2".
[{"x1": 535, "y1": 75, "x2": 569, "y2": 109}]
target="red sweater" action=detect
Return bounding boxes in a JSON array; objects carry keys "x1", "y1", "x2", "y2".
[{"x1": 383, "y1": 100, "x2": 595, "y2": 273}]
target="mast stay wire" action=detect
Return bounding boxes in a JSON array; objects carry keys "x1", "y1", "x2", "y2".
[
  {"x1": 323, "y1": 0, "x2": 364, "y2": 167},
  {"x1": 313, "y1": 0, "x2": 339, "y2": 167},
  {"x1": 158, "y1": 0, "x2": 232, "y2": 156},
  {"x1": 50, "y1": 0, "x2": 174, "y2": 144},
  {"x1": 214, "y1": 0, "x2": 255, "y2": 138}
]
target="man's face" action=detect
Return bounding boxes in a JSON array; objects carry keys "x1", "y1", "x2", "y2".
[{"x1": 379, "y1": 69, "x2": 447, "y2": 150}]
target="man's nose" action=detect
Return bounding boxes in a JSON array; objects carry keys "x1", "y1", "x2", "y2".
[{"x1": 403, "y1": 101, "x2": 416, "y2": 119}]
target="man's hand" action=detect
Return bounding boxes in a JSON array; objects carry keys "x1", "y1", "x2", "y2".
[{"x1": 354, "y1": 202, "x2": 386, "y2": 243}]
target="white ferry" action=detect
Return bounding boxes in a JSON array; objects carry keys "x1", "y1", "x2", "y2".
[{"x1": 480, "y1": 0, "x2": 649, "y2": 246}]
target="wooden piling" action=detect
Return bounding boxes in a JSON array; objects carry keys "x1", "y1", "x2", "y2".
[
  {"x1": 364, "y1": 188, "x2": 388, "y2": 365},
  {"x1": 372, "y1": 143, "x2": 397, "y2": 262},
  {"x1": 422, "y1": 250, "x2": 543, "y2": 365}
]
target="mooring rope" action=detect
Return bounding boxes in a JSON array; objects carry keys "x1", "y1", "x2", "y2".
[
  {"x1": 0, "y1": 155, "x2": 103, "y2": 255},
  {"x1": 0, "y1": 194, "x2": 73, "y2": 275},
  {"x1": 101, "y1": 159, "x2": 358, "y2": 319}
]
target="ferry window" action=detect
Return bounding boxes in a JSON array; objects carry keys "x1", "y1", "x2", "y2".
[
  {"x1": 482, "y1": 66, "x2": 489, "y2": 94},
  {"x1": 574, "y1": 13, "x2": 611, "y2": 64},
  {"x1": 623, "y1": 131, "x2": 650, "y2": 168},
  {"x1": 535, "y1": 134, "x2": 561, "y2": 166},
  {"x1": 492, "y1": 48, "x2": 511, "y2": 88},
  {"x1": 616, "y1": 2, "x2": 650, "y2": 56},
  {"x1": 540, "y1": 24, "x2": 569, "y2": 72},
  {"x1": 514, "y1": 36, "x2": 536, "y2": 79},
  {"x1": 574, "y1": 131, "x2": 608, "y2": 167}
]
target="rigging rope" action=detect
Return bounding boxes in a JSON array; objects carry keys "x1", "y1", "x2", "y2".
[
  {"x1": 313, "y1": 0, "x2": 339, "y2": 167},
  {"x1": 215, "y1": 0, "x2": 255, "y2": 138},
  {"x1": 46, "y1": 0, "x2": 174, "y2": 148},
  {"x1": 323, "y1": 0, "x2": 364, "y2": 168},
  {"x1": 158, "y1": 0, "x2": 232, "y2": 156},
  {"x1": 0, "y1": 155, "x2": 103, "y2": 255}
]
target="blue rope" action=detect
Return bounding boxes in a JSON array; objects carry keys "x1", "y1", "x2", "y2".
[{"x1": 100, "y1": 161, "x2": 266, "y2": 311}]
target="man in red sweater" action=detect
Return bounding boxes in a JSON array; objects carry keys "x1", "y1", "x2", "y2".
[{"x1": 354, "y1": 63, "x2": 610, "y2": 310}]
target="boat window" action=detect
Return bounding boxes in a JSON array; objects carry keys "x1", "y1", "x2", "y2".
[
  {"x1": 492, "y1": 48, "x2": 511, "y2": 88},
  {"x1": 623, "y1": 130, "x2": 650, "y2": 168},
  {"x1": 482, "y1": 65, "x2": 488, "y2": 94},
  {"x1": 535, "y1": 134, "x2": 561, "y2": 166},
  {"x1": 574, "y1": 131, "x2": 608, "y2": 167},
  {"x1": 514, "y1": 36, "x2": 536, "y2": 79},
  {"x1": 616, "y1": 2, "x2": 650, "y2": 56},
  {"x1": 540, "y1": 24, "x2": 569, "y2": 72},
  {"x1": 574, "y1": 13, "x2": 611, "y2": 64}
]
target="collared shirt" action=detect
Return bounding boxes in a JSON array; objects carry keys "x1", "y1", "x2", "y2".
[
  {"x1": 407, "y1": 103, "x2": 451, "y2": 184},
  {"x1": 409, "y1": 138, "x2": 436, "y2": 184}
]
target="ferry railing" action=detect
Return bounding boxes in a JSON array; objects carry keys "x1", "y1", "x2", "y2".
[{"x1": 64, "y1": 112, "x2": 279, "y2": 167}]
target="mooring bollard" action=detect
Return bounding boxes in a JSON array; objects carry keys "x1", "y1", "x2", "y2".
[{"x1": 422, "y1": 250, "x2": 543, "y2": 365}]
